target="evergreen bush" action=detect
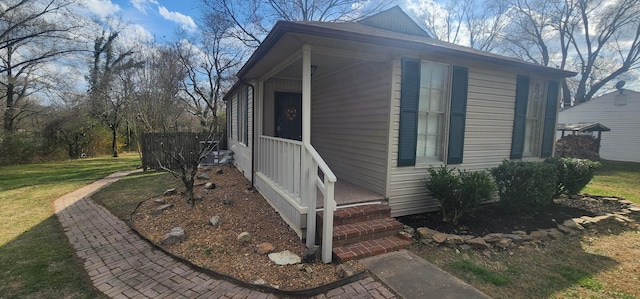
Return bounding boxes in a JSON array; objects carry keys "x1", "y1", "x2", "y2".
[
  {"x1": 425, "y1": 166, "x2": 495, "y2": 224},
  {"x1": 490, "y1": 160, "x2": 558, "y2": 212}
]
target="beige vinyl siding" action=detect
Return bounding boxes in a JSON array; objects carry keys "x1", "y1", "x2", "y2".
[
  {"x1": 227, "y1": 85, "x2": 253, "y2": 180},
  {"x1": 388, "y1": 59, "x2": 520, "y2": 217},
  {"x1": 311, "y1": 61, "x2": 391, "y2": 195},
  {"x1": 263, "y1": 78, "x2": 302, "y2": 137},
  {"x1": 558, "y1": 90, "x2": 640, "y2": 163}
]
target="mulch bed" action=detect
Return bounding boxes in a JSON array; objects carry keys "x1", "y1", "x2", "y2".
[{"x1": 397, "y1": 196, "x2": 626, "y2": 236}]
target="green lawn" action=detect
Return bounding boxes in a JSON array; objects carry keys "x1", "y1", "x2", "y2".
[
  {"x1": 583, "y1": 160, "x2": 640, "y2": 203},
  {"x1": 0, "y1": 153, "x2": 140, "y2": 298}
]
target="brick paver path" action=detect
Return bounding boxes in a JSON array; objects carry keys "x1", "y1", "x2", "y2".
[{"x1": 54, "y1": 171, "x2": 397, "y2": 298}]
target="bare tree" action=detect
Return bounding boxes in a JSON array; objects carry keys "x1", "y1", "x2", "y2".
[
  {"x1": 87, "y1": 29, "x2": 142, "y2": 157},
  {"x1": 200, "y1": 0, "x2": 395, "y2": 48},
  {"x1": 0, "y1": 0, "x2": 79, "y2": 132},
  {"x1": 501, "y1": 0, "x2": 640, "y2": 105},
  {"x1": 133, "y1": 46, "x2": 189, "y2": 133},
  {"x1": 149, "y1": 15, "x2": 244, "y2": 206},
  {"x1": 410, "y1": 0, "x2": 508, "y2": 51}
]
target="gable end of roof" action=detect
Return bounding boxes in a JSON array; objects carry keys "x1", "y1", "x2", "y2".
[{"x1": 358, "y1": 6, "x2": 431, "y2": 38}]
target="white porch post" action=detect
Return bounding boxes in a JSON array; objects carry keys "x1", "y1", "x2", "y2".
[{"x1": 302, "y1": 45, "x2": 316, "y2": 248}]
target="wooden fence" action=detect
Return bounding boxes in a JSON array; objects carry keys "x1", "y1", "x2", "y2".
[{"x1": 141, "y1": 132, "x2": 226, "y2": 170}]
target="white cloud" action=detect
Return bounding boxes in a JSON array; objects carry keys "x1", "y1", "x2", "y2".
[
  {"x1": 130, "y1": 0, "x2": 158, "y2": 14},
  {"x1": 82, "y1": 0, "x2": 121, "y2": 19},
  {"x1": 158, "y1": 5, "x2": 197, "y2": 31}
]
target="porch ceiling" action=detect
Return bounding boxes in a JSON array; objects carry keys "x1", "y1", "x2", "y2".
[{"x1": 242, "y1": 33, "x2": 394, "y2": 80}]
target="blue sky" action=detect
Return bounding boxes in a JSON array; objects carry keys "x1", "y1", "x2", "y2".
[{"x1": 85, "y1": 0, "x2": 201, "y2": 41}]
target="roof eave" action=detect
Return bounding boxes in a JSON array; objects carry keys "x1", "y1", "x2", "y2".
[{"x1": 237, "y1": 21, "x2": 577, "y2": 80}]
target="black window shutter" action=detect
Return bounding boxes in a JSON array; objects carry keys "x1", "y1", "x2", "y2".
[
  {"x1": 447, "y1": 66, "x2": 468, "y2": 164},
  {"x1": 510, "y1": 75, "x2": 530, "y2": 160},
  {"x1": 398, "y1": 58, "x2": 420, "y2": 166},
  {"x1": 244, "y1": 86, "x2": 249, "y2": 145},
  {"x1": 541, "y1": 80, "x2": 559, "y2": 157}
]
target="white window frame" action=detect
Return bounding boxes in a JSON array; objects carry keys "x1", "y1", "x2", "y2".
[{"x1": 416, "y1": 60, "x2": 450, "y2": 164}]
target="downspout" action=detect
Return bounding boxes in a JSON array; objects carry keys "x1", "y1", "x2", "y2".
[{"x1": 239, "y1": 79, "x2": 256, "y2": 187}]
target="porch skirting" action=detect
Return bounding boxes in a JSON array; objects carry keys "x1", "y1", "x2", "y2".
[{"x1": 254, "y1": 172, "x2": 308, "y2": 238}]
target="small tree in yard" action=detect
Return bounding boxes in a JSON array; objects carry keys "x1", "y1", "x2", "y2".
[
  {"x1": 154, "y1": 133, "x2": 222, "y2": 207},
  {"x1": 425, "y1": 166, "x2": 496, "y2": 224}
]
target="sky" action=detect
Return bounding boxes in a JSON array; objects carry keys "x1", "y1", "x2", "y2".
[{"x1": 84, "y1": 0, "x2": 201, "y2": 42}]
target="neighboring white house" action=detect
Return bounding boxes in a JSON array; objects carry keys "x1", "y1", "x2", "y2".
[
  {"x1": 224, "y1": 6, "x2": 576, "y2": 261},
  {"x1": 558, "y1": 89, "x2": 640, "y2": 163}
]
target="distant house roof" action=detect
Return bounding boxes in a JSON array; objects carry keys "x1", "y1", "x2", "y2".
[
  {"x1": 557, "y1": 122, "x2": 611, "y2": 133},
  {"x1": 560, "y1": 89, "x2": 640, "y2": 111},
  {"x1": 237, "y1": 6, "x2": 577, "y2": 79}
]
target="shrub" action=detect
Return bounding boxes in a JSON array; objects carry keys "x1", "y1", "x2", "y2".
[
  {"x1": 425, "y1": 166, "x2": 495, "y2": 224},
  {"x1": 490, "y1": 160, "x2": 558, "y2": 212},
  {"x1": 544, "y1": 157, "x2": 600, "y2": 196}
]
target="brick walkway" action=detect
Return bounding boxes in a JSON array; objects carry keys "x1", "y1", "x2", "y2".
[{"x1": 54, "y1": 171, "x2": 397, "y2": 298}]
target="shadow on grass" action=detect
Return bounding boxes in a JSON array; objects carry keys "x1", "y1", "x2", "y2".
[
  {"x1": 412, "y1": 222, "x2": 639, "y2": 299},
  {"x1": 0, "y1": 215, "x2": 104, "y2": 299}
]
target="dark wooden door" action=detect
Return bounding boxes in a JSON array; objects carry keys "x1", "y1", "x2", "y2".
[{"x1": 275, "y1": 92, "x2": 302, "y2": 141}]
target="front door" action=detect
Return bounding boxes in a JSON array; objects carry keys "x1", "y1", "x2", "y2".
[{"x1": 275, "y1": 92, "x2": 302, "y2": 141}]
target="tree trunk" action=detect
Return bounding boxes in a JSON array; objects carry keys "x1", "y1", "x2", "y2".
[
  {"x1": 111, "y1": 127, "x2": 118, "y2": 157},
  {"x1": 4, "y1": 83, "x2": 15, "y2": 132}
]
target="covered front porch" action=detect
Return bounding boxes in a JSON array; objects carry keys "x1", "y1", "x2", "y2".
[{"x1": 245, "y1": 36, "x2": 394, "y2": 262}]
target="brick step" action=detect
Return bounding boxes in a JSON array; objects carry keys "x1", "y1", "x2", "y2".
[
  {"x1": 333, "y1": 235, "x2": 413, "y2": 262},
  {"x1": 331, "y1": 218, "x2": 404, "y2": 247},
  {"x1": 317, "y1": 204, "x2": 391, "y2": 226}
]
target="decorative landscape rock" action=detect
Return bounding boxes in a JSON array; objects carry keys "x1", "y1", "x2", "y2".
[
  {"x1": 256, "y1": 242, "x2": 275, "y2": 255},
  {"x1": 152, "y1": 203, "x2": 173, "y2": 215},
  {"x1": 153, "y1": 198, "x2": 166, "y2": 205},
  {"x1": 402, "y1": 225, "x2": 415, "y2": 236},
  {"x1": 204, "y1": 182, "x2": 216, "y2": 190},
  {"x1": 161, "y1": 227, "x2": 186, "y2": 245},
  {"x1": 197, "y1": 173, "x2": 211, "y2": 180},
  {"x1": 398, "y1": 231, "x2": 413, "y2": 241},
  {"x1": 209, "y1": 215, "x2": 221, "y2": 227},
  {"x1": 495, "y1": 238, "x2": 513, "y2": 248},
  {"x1": 416, "y1": 227, "x2": 438, "y2": 239},
  {"x1": 432, "y1": 233, "x2": 447, "y2": 244},
  {"x1": 252, "y1": 278, "x2": 266, "y2": 285},
  {"x1": 237, "y1": 232, "x2": 251, "y2": 245},
  {"x1": 466, "y1": 237, "x2": 490, "y2": 250},
  {"x1": 408, "y1": 195, "x2": 640, "y2": 251},
  {"x1": 530, "y1": 230, "x2": 549, "y2": 241},
  {"x1": 483, "y1": 233, "x2": 504, "y2": 243},
  {"x1": 163, "y1": 188, "x2": 177, "y2": 196},
  {"x1": 216, "y1": 168, "x2": 224, "y2": 175},
  {"x1": 563, "y1": 219, "x2": 585, "y2": 230},
  {"x1": 335, "y1": 264, "x2": 359, "y2": 278},
  {"x1": 268, "y1": 250, "x2": 301, "y2": 265}
]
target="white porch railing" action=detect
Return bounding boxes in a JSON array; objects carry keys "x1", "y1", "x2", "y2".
[
  {"x1": 257, "y1": 136, "x2": 303, "y2": 201},
  {"x1": 257, "y1": 135, "x2": 337, "y2": 263}
]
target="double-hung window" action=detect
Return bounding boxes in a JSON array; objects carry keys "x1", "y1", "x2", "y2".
[
  {"x1": 398, "y1": 58, "x2": 467, "y2": 167},
  {"x1": 511, "y1": 76, "x2": 558, "y2": 159},
  {"x1": 523, "y1": 80, "x2": 546, "y2": 157},
  {"x1": 236, "y1": 87, "x2": 249, "y2": 145},
  {"x1": 416, "y1": 61, "x2": 449, "y2": 163}
]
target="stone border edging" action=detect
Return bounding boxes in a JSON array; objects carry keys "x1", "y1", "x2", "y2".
[
  {"x1": 126, "y1": 199, "x2": 367, "y2": 297},
  {"x1": 410, "y1": 196, "x2": 640, "y2": 250}
]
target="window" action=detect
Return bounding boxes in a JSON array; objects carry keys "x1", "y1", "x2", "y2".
[
  {"x1": 523, "y1": 80, "x2": 546, "y2": 157},
  {"x1": 416, "y1": 61, "x2": 449, "y2": 163},
  {"x1": 236, "y1": 87, "x2": 249, "y2": 145},
  {"x1": 398, "y1": 58, "x2": 467, "y2": 167},
  {"x1": 511, "y1": 76, "x2": 557, "y2": 159}
]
